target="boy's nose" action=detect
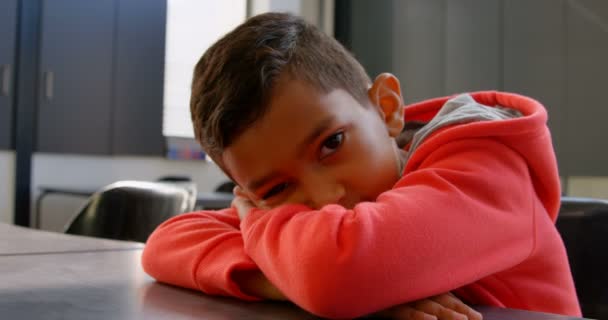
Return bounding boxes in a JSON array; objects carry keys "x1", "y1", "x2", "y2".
[{"x1": 301, "y1": 173, "x2": 346, "y2": 209}]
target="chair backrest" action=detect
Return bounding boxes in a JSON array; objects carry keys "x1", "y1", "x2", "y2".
[
  {"x1": 64, "y1": 180, "x2": 196, "y2": 243},
  {"x1": 215, "y1": 180, "x2": 236, "y2": 194},
  {"x1": 556, "y1": 196, "x2": 608, "y2": 320}
]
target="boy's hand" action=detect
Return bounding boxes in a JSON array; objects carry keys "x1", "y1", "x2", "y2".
[
  {"x1": 373, "y1": 293, "x2": 482, "y2": 320},
  {"x1": 232, "y1": 186, "x2": 256, "y2": 220},
  {"x1": 232, "y1": 269, "x2": 287, "y2": 301}
]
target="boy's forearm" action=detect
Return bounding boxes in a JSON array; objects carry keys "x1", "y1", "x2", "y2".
[
  {"x1": 232, "y1": 269, "x2": 287, "y2": 301},
  {"x1": 142, "y1": 210, "x2": 261, "y2": 299}
]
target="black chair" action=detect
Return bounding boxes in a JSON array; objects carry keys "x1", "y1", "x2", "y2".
[
  {"x1": 556, "y1": 196, "x2": 608, "y2": 320},
  {"x1": 64, "y1": 180, "x2": 196, "y2": 243},
  {"x1": 156, "y1": 175, "x2": 198, "y2": 207},
  {"x1": 215, "y1": 180, "x2": 236, "y2": 194}
]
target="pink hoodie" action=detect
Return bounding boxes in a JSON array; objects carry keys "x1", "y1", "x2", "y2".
[{"x1": 142, "y1": 91, "x2": 581, "y2": 318}]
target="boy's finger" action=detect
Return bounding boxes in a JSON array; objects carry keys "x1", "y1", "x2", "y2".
[
  {"x1": 232, "y1": 197, "x2": 255, "y2": 220},
  {"x1": 386, "y1": 304, "x2": 438, "y2": 320},
  {"x1": 413, "y1": 299, "x2": 467, "y2": 320},
  {"x1": 233, "y1": 186, "x2": 244, "y2": 196},
  {"x1": 431, "y1": 294, "x2": 482, "y2": 320}
]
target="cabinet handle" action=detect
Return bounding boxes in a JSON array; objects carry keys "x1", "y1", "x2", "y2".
[
  {"x1": 44, "y1": 70, "x2": 54, "y2": 101},
  {"x1": 1, "y1": 64, "x2": 10, "y2": 97}
]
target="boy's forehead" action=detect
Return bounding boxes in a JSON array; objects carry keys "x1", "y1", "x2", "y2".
[{"x1": 246, "y1": 79, "x2": 348, "y2": 137}]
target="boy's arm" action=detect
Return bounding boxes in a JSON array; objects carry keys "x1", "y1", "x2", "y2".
[
  {"x1": 142, "y1": 208, "x2": 265, "y2": 299},
  {"x1": 232, "y1": 269, "x2": 287, "y2": 300},
  {"x1": 239, "y1": 138, "x2": 540, "y2": 318},
  {"x1": 142, "y1": 206, "x2": 479, "y2": 319}
]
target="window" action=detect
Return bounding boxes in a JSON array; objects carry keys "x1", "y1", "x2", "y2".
[{"x1": 162, "y1": 0, "x2": 247, "y2": 138}]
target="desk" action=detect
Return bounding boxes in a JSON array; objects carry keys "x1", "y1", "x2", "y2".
[
  {"x1": 0, "y1": 225, "x2": 591, "y2": 320},
  {"x1": 0, "y1": 250, "x2": 319, "y2": 320},
  {"x1": 474, "y1": 307, "x2": 589, "y2": 320},
  {"x1": 0, "y1": 223, "x2": 143, "y2": 255}
]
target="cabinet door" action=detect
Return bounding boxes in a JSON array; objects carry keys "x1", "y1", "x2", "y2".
[
  {"x1": 348, "y1": 0, "x2": 394, "y2": 79},
  {"x1": 393, "y1": 0, "x2": 446, "y2": 104},
  {"x1": 445, "y1": 0, "x2": 501, "y2": 93},
  {"x1": 0, "y1": 0, "x2": 18, "y2": 149},
  {"x1": 112, "y1": 0, "x2": 165, "y2": 155},
  {"x1": 565, "y1": 0, "x2": 608, "y2": 176},
  {"x1": 503, "y1": 0, "x2": 566, "y2": 174},
  {"x1": 37, "y1": 0, "x2": 116, "y2": 154}
]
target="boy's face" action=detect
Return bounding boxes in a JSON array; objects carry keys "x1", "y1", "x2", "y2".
[{"x1": 222, "y1": 75, "x2": 406, "y2": 210}]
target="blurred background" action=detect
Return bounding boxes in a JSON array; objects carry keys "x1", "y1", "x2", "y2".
[{"x1": 0, "y1": 0, "x2": 607, "y2": 231}]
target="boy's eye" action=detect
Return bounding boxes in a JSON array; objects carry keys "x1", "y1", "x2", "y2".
[
  {"x1": 320, "y1": 132, "x2": 344, "y2": 158},
  {"x1": 262, "y1": 182, "x2": 289, "y2": 200}
]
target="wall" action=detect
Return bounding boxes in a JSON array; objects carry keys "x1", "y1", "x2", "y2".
[
  {"x1": 0, "y1": 151, "x2": 15, "y2": 224},
  {"x1": 568, "y1": 177, "x2": 608, "y2": 199}
]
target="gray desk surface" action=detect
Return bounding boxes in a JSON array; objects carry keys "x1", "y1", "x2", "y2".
[
  {"x1": 474, "y1": 307, "x2": 591, "y2": 320},
  {"x1": 0, "y1": 225, "x2": 590, "y2": 319},
  {"x1": 0, "y1": 223, "x2": 143, "y2": 255},
  {"x1": 0, "y1": 250, "x2": 319, "y2": 320}
]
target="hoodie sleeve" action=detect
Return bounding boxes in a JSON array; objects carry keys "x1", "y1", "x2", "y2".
[
  {"x1": 141, "y1": 208, "x2": 260, "y2": 300},
  {"x1": 240, "y1": 138, "x2": 539, "y2": 318}
]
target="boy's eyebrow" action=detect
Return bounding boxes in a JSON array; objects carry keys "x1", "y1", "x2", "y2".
[
  {"x1": 247, "y1": 115, "x2": 335, "y2": 192},
  {"x1": 296, "y1": 115, "x2": 335, "y2": 152}
]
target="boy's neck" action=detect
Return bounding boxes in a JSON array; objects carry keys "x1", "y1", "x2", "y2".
[{"x1": 396, "y1": 121, "x2": 427, "y2": 149}]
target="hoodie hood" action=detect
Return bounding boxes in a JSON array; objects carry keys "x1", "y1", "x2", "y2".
[{"x1": 402, "y1": 91, "x2": 561, "y2": 222}]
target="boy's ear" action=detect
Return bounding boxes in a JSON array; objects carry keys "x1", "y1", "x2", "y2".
[{"x1": 368, "y1": 73, "x2": 405, "y2": 137}]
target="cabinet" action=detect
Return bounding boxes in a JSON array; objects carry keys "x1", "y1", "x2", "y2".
[
  {"x1": 348, "y1": 0, "x2": 394, "y2": 80},
  {"x1": 564, "y1": 0, "x2": 608, "y2": 176},
  {"x1": 503, "y1": 0, "x2": 566, "y2": 174},
  {"x1": 0, "y1": 0, "x2": 18, "y2": 149},
  {"x1": 445, "y1": 0, "x2": 501, "y2": 93},
  {"x1": 37, "y1": 0, "x2": 165, "y2": 155},
  {"x1": 37, "y1": 0, "x2": 115, "y2": 154},
  {"x1": 393, "y1": 0, "x2": 446, "y2": 104},
  {"x1": 112, "y1": 0, "x2": 166, "y2": 155},
  {"x1": 343, "y1": 0, "x2": 608, "y2": 176}
]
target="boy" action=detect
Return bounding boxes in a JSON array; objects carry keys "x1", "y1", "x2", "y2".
[{"x1": 142, "y1": 12, "x2": 580, "y2": 319}]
